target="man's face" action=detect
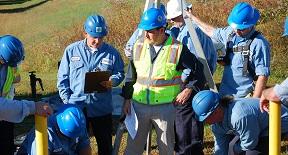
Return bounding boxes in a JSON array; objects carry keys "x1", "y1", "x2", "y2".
[
  {"x1": 85, "y1": 33, "x2": 103, "y2": 49},
  {"x1": 169, "y1": 15, "x2": 184, "y2": 28},
  {"x1": 204, "y1": 107, "x2": 222, "y2": 125},
  {"x1": 234, "y1": 27, "x2": 252, "y2": 37},
  {"x1": 144, "y1": 27, "x2": 165, "y2": 45}
]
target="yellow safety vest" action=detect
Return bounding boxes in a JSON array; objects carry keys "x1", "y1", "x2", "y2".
[
  {"x1": 2, "y1": 66, "x2": 18, "y2": 99},
  {"x1": 132, "y1": 36, "x2": 183, "y2": 105}
]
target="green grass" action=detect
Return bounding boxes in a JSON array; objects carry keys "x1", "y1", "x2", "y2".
[
  {"x1": 0, "y1": 0, "x2": 112, "y2": 94},
  {"x1": 0, "y1": 0, "x2": 42, "y2": 8},
  {"x1": 1, "y1": 0, "x2": 288, "y2": 154}
]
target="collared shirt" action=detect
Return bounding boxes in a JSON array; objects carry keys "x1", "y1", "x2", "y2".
[
  {"x1": 274, "y1": 78, "x2": 288, "y2": 107},
  {"x1": 212, "y1": 98, "x2": 288, "y2": 154},
  {"x1": 57, "y1": 39, "x2": 125, "y2": 117},
  {"x1": 122, "y1": 34, "x2": 206, "y2": 100},
  {"x1": 212, "y1": 26, "x2": 270, "y2": 97},
  {"x1": 0, "y1": 97, "x2": 35, "y2": 123},
  {"x1": 17, "y1": 116, "x2": 90, "y2": 155}
]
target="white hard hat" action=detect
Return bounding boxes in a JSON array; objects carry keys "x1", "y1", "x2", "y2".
[
  {"x1": 187, "y1": 3, "x2": 192, "y2": 9},
  {"x1": 167, "y1": 0, "x2": 182, "y2": 20}
]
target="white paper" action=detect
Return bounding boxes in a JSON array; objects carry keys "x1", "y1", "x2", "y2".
[{"x1": 124, "y1": 104, "x2": 138, "y2": 139}]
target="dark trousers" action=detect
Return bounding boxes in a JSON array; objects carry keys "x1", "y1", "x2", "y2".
[
  {"x1": 174, "y1": 102, "x2": 204, "y2": 155},
  {"x1": 87, "y1": 114, "x2": 112, "y2": 155},
  {"x1": 228, "y1": 136, "x2": 269, "y2": 155},
  {"x1": 0, "y1": 121, "x2": 15, "y2": 155}
]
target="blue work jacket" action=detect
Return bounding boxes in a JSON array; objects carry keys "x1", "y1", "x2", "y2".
[
  {"x1": 212, "y1": 98, "x2": 288, "y2": 154},
  {"x1": 212, "y1": 26, "x2": 270, "y2": 97},
  {"x1": 275, "y1": 78, "x2": 288, "y2": 107},
  {"x1": 57, "y1": 39, "x2": 125, "y2": 117},
  {"x1": 0, "y1": 97, "x2": 35, "y2": 123}
]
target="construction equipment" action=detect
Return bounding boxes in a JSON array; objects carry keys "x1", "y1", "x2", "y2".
[
  {"x1": 35, "y1": 115, "x2": 48, "y2": 155},
  {"x1": 180, "y1": 0, "x2": 217, "y2": 92},
  {"x1": 269, "y1": 101, "x2": 281, "y2": 155},
  {"x1": 29, "y1": 71, "x2": 44, "y2": 99}
]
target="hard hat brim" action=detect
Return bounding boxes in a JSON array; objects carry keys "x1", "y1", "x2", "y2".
[
  {"x1": 228, "y1": 8, "x2": 260, "y2": 30},
  {"x1": 167, "y1": 11, "x2": 182, "y2": 20},
  {"x1": 85, "y1": 28, "x2": 107, "y2": 38},
  {"x1": 197, "y1": 110, "x2": 214, "y2": 122}
]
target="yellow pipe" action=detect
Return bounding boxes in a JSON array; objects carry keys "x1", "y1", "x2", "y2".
[
  {"x1": 35, "y1": 115, "x2": 48, "y2": 155},
  {"x1": 269, "y1": 101, "x2": 281, "y2": 155}
]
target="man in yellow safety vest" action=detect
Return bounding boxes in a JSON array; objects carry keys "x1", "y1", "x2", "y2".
[{"x1": 122, "y1": 8, "x2": 207, "y2": 155}]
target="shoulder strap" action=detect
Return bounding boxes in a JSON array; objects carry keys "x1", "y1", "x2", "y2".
[
  {"x1": 221, "y1": 32, "x2": 235, "y2": 65},
  {"x1": 169, "y1": 37, "x2": 181, "y2": 64},
  {"x1": 244, "y1": 31, "x2": 260, "y2": 51},
  {"x1": 242, "y1": 31, "x2": 261, "y2": 78}
]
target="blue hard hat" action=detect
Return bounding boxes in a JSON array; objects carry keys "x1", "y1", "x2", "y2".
[
  {"x1": 138, "y1": 8, "x2": 167, "y2": 31},
  {"x1": 227, "y1": 2, "x2": 260, "y2": 30},
  {"x1": 192, "y1": 90, "x2": 220, "y2": 122},
  {"x1": 0, "y1": 35, "x2": 24, "y2": 67},
  {"x1": 56, "y1": 104, "x2": 86, "y2": 139},
  {"x1": 84, "y1": 15, "x2": 108, "y2": 38},
  {"x1": 153, "y1": 3, "x2": 166, "y2": 15},
  {"x1": 283, "y1": 17, "x2": 288, "y2": 37},
  {"x1": 159, "y1": 3, "x2": 166, "y2": 15}
]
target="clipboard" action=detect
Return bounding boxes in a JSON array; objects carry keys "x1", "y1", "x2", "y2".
[{"x1": 84, "y1": 71, "x2": 111, "y2": 93}]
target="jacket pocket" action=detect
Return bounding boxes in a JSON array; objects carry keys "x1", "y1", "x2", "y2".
[{"x1": 70, "y1": 62, "x2": 84, "y2": 79}]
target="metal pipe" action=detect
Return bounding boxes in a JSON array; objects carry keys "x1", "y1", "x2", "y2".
[
  {"x1": 269, "y1": 101, "x2": 281, "y2": 155},
  {"x1": 35, "y1": 115, "x2": 48, "y2": 155}
]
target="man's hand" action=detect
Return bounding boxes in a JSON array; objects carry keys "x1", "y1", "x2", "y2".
[
  {"x1": 100, "y1": 80, "x2": 112, "y2": 89},
  {"x1": 35, "y1": 102, "x2": 53, "y2": 117},
  {"x1": 259, "y1": 94, "x2": 270, "y2": 113},
  {"x1": 174, "y1": 88, "x2": 193, "y2": 105},
  {"x1": 185, "y1": 10, "x2": 195, "y2": 21},
  {"x1": 123, "y1": 99, "x2": 131, "y2": 115},
  {"x1": 259, "y1": 87, "x2": 281, "y2": 113}
]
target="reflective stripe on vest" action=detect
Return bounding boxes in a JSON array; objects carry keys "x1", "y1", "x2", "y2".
[
  {"x1": 132, "y1": 36, "x2": 183, "y2": 105},
  {"x1": 134, "y1": 37, "x2": 144, "y2": 61},
  {"x1": 136, "y1": 76, "x2": 182, "y2": 87},
  {"x1": 2, "y1": 66, "x2": 14, "y2": 99}
]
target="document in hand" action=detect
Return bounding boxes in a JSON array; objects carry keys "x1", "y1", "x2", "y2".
[
  {"x1": 124, "y1": 104, "x2": 138, "y2": 140},
  {"x1": 84, "y1": 71, "x2": 111, "y2": 93}
]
